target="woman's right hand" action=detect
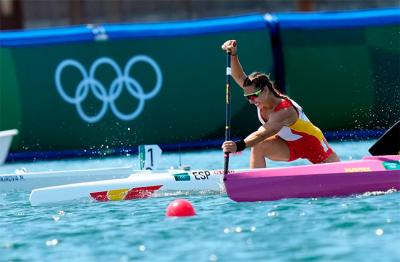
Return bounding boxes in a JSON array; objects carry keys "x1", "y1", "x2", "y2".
[
  {"x1": 221, "y1": 40, "x2": 237, "y2": 56},
  {"x1": 222, "y1": 140, "x2": 237, "y2": 153}
]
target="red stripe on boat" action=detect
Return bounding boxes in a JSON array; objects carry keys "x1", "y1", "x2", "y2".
[
  {"x1": 124, "y1": 185, "x2": 163, "y2": 200},
  {"x1": 90, "y1": 191, "x2": 109, "y2": 202}
]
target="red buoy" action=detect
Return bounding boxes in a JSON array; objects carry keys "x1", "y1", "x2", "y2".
[{"x1": 166, "y1": 199, "x2": 196, "y2": 217}]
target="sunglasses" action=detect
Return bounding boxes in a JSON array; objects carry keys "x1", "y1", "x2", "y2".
[{"x1": 243, "y1": 88, "x2": 263, "y2": 100}]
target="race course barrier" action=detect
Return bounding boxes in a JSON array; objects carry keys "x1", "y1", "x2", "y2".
[{"x1": 1, "y1": 8, "x2": 399, "y2": 160}]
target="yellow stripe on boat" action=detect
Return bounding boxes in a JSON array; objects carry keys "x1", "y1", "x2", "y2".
[{"x1": 107, "y1": 188, "x2": 129, "y2": 201}]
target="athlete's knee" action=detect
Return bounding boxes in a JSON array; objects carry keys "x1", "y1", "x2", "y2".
[
  {"x1": 324, "y1": 152, "x2": 340, "y2": 163},
  {"x1": 252, "y1": 143, "x2": 275, "y2": 160},
  {"x1": 251, "y1": 144, "x2": 262, "y2": 156},
  {"x1": 330, "y1": 152, "x2": 341, "y2": 162}
]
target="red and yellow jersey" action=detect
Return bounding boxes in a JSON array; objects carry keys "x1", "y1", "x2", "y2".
[{"x1": 257, "y1": 98, "x2": 332, "y2": 163}]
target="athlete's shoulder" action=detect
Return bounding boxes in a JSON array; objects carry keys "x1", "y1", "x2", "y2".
[{"x1": 273, "y1": 98, "x2": 293, "y2": 112}]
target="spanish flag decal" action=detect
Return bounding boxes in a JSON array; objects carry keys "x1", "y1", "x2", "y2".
[{"x1": 90, "y1": 185, "x2": 163, "y2": 202}]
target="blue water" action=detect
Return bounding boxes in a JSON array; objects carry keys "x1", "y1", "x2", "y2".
[{"x1": 1, "y1": 140, "x2": 399, "y2": 261}]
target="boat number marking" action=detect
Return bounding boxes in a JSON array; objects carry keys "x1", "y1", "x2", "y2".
[
  {"x1": 0, "y1": 175, "x2": 25, "y2": 182},
  {"x1": 192, "y1": 171, "x2": 210, "y2": 180}
]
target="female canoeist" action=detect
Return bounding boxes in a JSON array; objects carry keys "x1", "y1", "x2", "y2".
[{"x1": 221, "y1": 39, "x2": 340, "y2": 168}]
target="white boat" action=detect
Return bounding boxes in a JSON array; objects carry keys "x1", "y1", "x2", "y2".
[
  {"x1": 0, "y1": 129, "x2": 18, "y2": 166},
  {"x1": 30, "y1": 169, "x2": 228, "y2": 206},
  {"x1": 1, "y1": 144, "x2": 163, "y2": 192},
  {"x1": 0, "y1": 166, "x2": 138, "y2": 192}
]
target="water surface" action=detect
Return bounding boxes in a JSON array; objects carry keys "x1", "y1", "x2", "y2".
[{"x1": 1, "y1": 140, "x2": 399, "y2": 261}]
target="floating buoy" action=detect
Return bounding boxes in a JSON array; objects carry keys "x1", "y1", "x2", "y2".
[{"x1": 166, "y1": 199, "x2": 196, "y2": 217}]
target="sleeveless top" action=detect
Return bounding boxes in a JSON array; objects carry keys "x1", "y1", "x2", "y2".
[{"x1": 257, "y1": 98, "x2": 329, "y2": 151}]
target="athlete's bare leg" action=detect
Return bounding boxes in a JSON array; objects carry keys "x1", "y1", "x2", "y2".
[
  {"x1": 321, "y1": 151, "x2": 340, "y2": 163},
  {"x1": 250, "y1": 136, "x2": 291, "y2": 168}
]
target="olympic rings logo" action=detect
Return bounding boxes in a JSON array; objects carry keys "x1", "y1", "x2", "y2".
[{"x1": 55, "y1": 55, "x2": 162, "y2": 123}]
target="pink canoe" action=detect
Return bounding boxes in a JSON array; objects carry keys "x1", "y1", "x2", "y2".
[{"x1": 224, "y1": 155, "x2": 400, "y2": 202}]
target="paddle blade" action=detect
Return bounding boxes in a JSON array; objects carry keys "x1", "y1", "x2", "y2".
[{"x1": 369, "y1": 120, "x2": 400, "y2": 156}]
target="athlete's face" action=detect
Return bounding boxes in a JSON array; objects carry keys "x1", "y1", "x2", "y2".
[{"x1": 243, "y1": 85, "x2": 265, "y2": 106}]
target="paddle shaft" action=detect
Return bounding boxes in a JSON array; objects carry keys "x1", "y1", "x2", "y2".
[{"x1": 224, "y1": 53, "x2": 232, "y2": 175}]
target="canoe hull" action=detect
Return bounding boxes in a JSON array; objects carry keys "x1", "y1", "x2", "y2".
[
  {"x1": 29, "y1": 170, "x2": 226, "y2": 206},
  {"x1": 0, "y1": 166, "x2": 136, "y2": 192},
  {"x1": 224, "y1": 155, "x2": 400, "y2": 202}
]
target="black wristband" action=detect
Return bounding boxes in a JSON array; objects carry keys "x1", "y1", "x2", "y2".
[{"x1": 235, "y1": 139, "x2": 246, "y2": 152}]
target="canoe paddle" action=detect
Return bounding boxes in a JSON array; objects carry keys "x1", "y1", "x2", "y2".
[
  {"x1": 224, "y1": 52, "x2": 232, "y2": 175},
  {"x1": 369, "y1": 120, "x2": 400, "y2": 156}
]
